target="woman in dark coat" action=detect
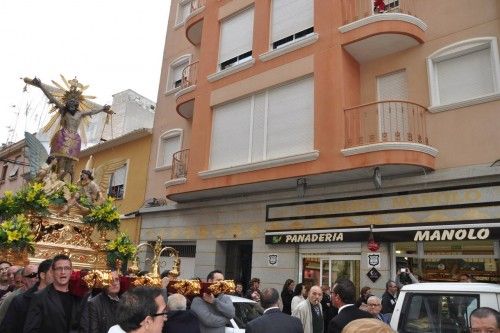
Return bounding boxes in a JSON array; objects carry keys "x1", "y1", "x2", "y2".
[{"x1": 280, "y1": 279, "x2": 295, "y2": 315}]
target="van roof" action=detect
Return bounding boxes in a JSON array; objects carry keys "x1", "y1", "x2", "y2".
[{"x1": 401, "y1": 283, "x2": 500, "y2": 293}]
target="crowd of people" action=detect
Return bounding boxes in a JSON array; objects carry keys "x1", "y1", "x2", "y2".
[{"x1": 0, "y1": 257, "x2": 498, "y2": 333}]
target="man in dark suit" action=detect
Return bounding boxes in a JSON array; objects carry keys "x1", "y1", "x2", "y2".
[
  {"x1": 246, "y1": 288, "x2": 303, "y2": 333},
  {"x1": 327, "y1": 278, "x2": 372, "y2": 333},
  {"x1": 23, "y1": 254, "x2": 83, "y2": 333}
]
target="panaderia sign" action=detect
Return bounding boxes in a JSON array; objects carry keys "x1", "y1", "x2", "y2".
[{"x1": 265, "y1": 183, "x2": 500, "y2": 244}]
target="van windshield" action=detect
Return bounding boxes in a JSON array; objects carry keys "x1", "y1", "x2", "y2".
[{"x1": 401, "y1": 293, "x2": 479, "y2": 333}]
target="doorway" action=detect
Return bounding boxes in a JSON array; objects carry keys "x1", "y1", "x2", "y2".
[{"x1": 224, "y1": 240, "x2": 253, "y2": 290}]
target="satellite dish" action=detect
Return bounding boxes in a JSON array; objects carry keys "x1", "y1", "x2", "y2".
[{"x1": 373, "y1": 167, "x2": 382, "y2": 190}]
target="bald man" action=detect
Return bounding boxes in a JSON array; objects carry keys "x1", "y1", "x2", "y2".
[{"x1": 292, "y1": 285, "x2": 324, "y2": 333}]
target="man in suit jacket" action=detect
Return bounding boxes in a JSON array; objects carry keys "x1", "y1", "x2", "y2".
[
  {"x1": 292, "y1": 285, "x2": 324, "y2": 333},
  {"x1": 23, "y1": 254, "x2": 83, "y2": 333},
  {"x1": 246, "y1": 288, "x2": 303, "y2": 333},
  {"x1": 327, "y1": 278, "x2": 372, "y2": 333}
]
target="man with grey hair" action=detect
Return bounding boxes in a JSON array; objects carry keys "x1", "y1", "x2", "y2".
[
  {"x1": 164, "y1": 293, "x2": 200, "y2": 333},
  {"x1": 0, "y1": 264, "x2": 38, "y2": 324},
  {"x1": 366, "y1": 296, "x2": 390, "y2": 324},
  {"x1": 293, "y1": 285, "x2": 324, "y2": 333},
  {"x1": 470, "y1": 307, "x2": 500, "y2": 333},
  {"x1": 247, "y1": 288, "x2": 303, "y2": 333}
]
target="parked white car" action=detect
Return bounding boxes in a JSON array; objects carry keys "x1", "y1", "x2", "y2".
[
  {"x1": 390, "y1": 282, "x2": 500, "y2": 333},
  {"x1": 225, "y1": 295, "x2": 262, "y2": 333}
]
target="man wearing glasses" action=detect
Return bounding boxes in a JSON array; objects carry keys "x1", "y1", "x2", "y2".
[
  {"x1": 109, "y1": 286, "x2": 167, "y2": 333},
  {"x1": 0, "y1": 259, "x2": 53, "y2": 333},
  {"x1": 24, "y1": 254, "x2": 83, "y2": 333},
  {"x1": 366, "y1": 296, "x2": 390, "y2": 324}
]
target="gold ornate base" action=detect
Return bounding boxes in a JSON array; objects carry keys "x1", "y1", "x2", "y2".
[
  {"x1": 0, "y1": 248, "x2": 30, "y2": 266},
  {"x1": 29, "y1": 213, "x2": 107, "y2": 270}
]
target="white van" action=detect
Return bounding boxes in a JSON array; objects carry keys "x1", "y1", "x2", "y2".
[{"x1": 390, "y1": 282, "x2": 500, "y2": 333}]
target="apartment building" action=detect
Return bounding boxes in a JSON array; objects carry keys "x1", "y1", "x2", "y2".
[{"x1": 141, "y1": 0, "x2": 500, "y2": 291}]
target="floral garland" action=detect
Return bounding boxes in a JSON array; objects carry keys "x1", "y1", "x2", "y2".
[
  {"x1": 82, "y1": 197, "x2": 120, "y2": 231},
  {"x1": 0, "y1": 214, "x2": 35, "y2": 254}
]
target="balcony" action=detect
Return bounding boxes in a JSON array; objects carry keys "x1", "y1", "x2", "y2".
[
  {"x1": 175, "y1": 61, "x2": 198, "y2": 119},
  {"x1": 342, "y1": 100, "x2": 438, "y2": 159},
  {"x1": 339, "y1": 0, "x2": 426, "y2": 62},
  {"x1": 185, "y1": 0, "x2": 205, "y2": 46},
  {"x1": 165, "y1": 149, "x2": 189, "y2": 189}
]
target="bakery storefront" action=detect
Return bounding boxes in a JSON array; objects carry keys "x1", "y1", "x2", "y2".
[{"x1": 265, "y1": 183, "x2": 500, "y2": 288}]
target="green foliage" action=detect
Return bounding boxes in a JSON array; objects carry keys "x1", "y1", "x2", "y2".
[
  {"x1": 106, "y1": 232, "x2": 137, "y2": 262},
  {"x1": 82, "y1": 197, "x2": 121, "y2": 231},
  {"x1": 0, "y1": 183, "x2": 51, "y2": 219},
  {"x1": 0, "y1": 214, "x2": 35, "y2": 254}
]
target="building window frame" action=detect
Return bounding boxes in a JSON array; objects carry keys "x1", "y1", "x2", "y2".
[
  {"x1": 156, "y1": 129, "x2": 183, "y2": 170},
  {"x1": 166, "y1": 55, "x2": 192, "y2": 95},
  {"x1": 427, "y1": 37, "x2": 500, "y2": 113},
  {"x1": 108, "y1": 163, "x2": 128, "y2": 200},
  {"x1": 174, "y1": 0, "x2": 193, "y2": 28}
]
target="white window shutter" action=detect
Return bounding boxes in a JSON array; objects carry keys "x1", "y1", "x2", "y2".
[
  {"x1": 162, "y1": 135, "x2": 180, "y2": 166},
  {"x1": 436, "y1": 47, "x2": 494, "y2": 105},
  {"x1": 266, "y1": 77, "x2": 314, "y2": 159},
  {"x1": 271, "y1": 0, "x2": 313, "y2": 43},
  {"x1": 111, "y1": 165, "x2": 126, "y2": 186},
  {"x1": 377, "y1": 70, "x2": 409, "y2": 142},
  {"x1": 219, "y1": 7, "x2": 254, "y2": 64},
  {"x1": 172, "y1": 64, "x2": 185, "y2": 87},
  {"x1": 251, "y1": 93, "x2": 266, "y2": 162},
  {"x1": 210, "y1": 97, "x2": 252, "y2": 169}
]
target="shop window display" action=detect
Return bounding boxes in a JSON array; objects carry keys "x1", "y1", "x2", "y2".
[{"x1": 394, "y1": 240, "x2": 499, "y2": 283}]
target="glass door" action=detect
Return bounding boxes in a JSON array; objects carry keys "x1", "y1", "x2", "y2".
[{"x1": 301, "y1": 255, "x2": 360, "y2": 292}]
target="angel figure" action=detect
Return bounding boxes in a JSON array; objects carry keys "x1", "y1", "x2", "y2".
[
  {"x1": 59, "y1": 157, "x2": 127, "y2": 216},
  {"x1": 23, "y1": 76, "x2": 113, "y2": 182}
]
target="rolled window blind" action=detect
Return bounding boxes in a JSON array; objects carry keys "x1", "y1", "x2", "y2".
[
  {"x1": 219, "y1": 7, "x2": 254, "y2": 64},
  {"x1": 271, "y1": 0, "x2": 313, "y2": 43}
]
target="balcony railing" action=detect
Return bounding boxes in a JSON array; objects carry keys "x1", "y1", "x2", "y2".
[
  {"x1": 190, "y1": 0, "x2": 205, "y2": 12},
  {"x1": 341, "y1": 0, "x2": 416, "y2": 25},
  {"x1": 344, "y1": 100, "x2": 429, "y2": 148},
  {"x1": 171, "y1": 149, "x2": 189, "y2": 179},
  {"x1": 180, "y1": 61, "x2": 199, "y2": 89}
]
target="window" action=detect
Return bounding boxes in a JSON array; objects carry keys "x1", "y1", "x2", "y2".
[
  {"x1": 108, "y1": 164, "x2": 127, "y2": 199},
  {"x1": 8, "y1": 156, "x2": 20, "y2": 180},
  {"x1": 157, "y1": 129, "x2": 182, "y2": 168},
  {"x1": 210, "y1": 76, "x2": 314, "y2": 169},
  {"x1": 427, "y1": 37, "x2": 500, "y2": 112},
  {"x1": 218, "y1": 6, "x2": 254, "y2": 71},
  {"x1": 167, "y1": 56, "x2": 190, "y2": 92},
  {"x1": 377, "y1": 69, "x2": 409, "y2": 141},
  {"x1": 271, "y1": 0, "x2": 314, "y2": 49},
  {"x1": 0, "y1": 164, "x2": 7, "y2": 182},
  {"x1": 401, "y1": 293, "x2": 478, "y2": 332},
  {"x1": 175, "y1": 0, "x2": 192, "y2": 26}
]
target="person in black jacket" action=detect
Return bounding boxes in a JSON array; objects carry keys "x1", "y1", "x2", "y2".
[
  {"x1": 85, "y1": 271, "x2": 121, "y2": 333},
  {"x1": 163, "y1": 293, "x2": 200, "y2": 333},
  {"x1": 0, "y1": 259, "x2": 53, "y2": 333},
  {"x1": 327, "y1": 278, "x2": 372, "y2": 333},
  {"x1": 280, "y1": 279, "x2": 295, "y2": 315},
  {"x1": 381, "y1": 280, "x2": 398, "y2": 314},
  {"x1": 23, "y1": 254, "x2": 83, "y2": 333},
  {"x1": 247, "y1": 288, "x2": 303, "y2": 333}
]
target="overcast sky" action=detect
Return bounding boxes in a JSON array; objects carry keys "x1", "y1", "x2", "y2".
[{"x1": 0, "y1": 0, "x2": 170, "y2": 145}]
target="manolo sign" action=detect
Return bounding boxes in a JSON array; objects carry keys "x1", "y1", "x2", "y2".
[{"x1": 414, "y1": 228, "x2": 490, "y2": 242}]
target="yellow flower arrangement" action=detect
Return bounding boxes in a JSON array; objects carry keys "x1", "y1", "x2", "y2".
[
  {"x1": 83, "y1": 197, "x2": 121, "y2": 231},
  {"x1": 0, "y1": 214, "x2": 35, "y2": 254},
  {"x1": 0, "y1": 183, "x2": 50, "y2": 219}
]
